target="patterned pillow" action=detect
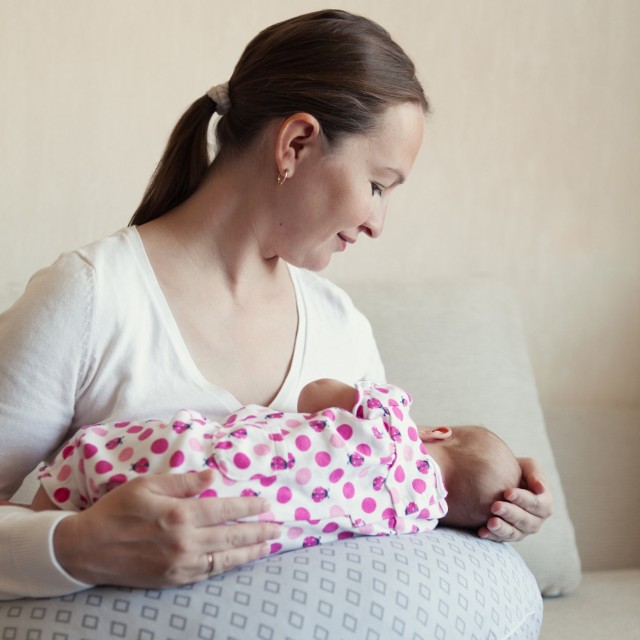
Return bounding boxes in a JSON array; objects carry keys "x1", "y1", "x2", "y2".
[{"x1": 0, "y1": 528, "x2": 542, "y2": 640}]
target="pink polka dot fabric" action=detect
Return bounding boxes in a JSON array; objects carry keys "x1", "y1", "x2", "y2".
[{"x1": 38, "y1": 380, "x2": 448, "y2": 554}]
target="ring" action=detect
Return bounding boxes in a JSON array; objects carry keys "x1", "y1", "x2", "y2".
[{"x1": 206, "y1": 551, "x2": 214, "y2": 575}]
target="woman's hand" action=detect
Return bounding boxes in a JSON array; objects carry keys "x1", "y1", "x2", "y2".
[
  {"x1": 478, "y1": 456, "x2": 553, "y2": 542},
  {"x1": 53, "y1": 469, "x2": 280, "y2": 588}
]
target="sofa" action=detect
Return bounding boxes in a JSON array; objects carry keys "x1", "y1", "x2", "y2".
[{"x1": 1, "y1": 276, "x2": 638, "y2": 639}]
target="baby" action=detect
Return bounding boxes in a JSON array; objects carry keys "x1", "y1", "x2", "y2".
[{"x1": 33, "y1": 379, "x2": 521, "y2": 553}]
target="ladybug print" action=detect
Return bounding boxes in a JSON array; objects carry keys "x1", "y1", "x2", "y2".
[
  {"x1": 303, "y1": 536, "x2": 321, "y2": 548},
  {"x1": 105, "y1": 436, "x2": 124, "y2": 450},
  {"x1": 172, "y1": 420, "x2": 192, "y2": 434},
  {"x1": 389, "y1": 425, "x2": 402, "y2": 442},
  {"x1": 241, "y1": 488, "x2": 260, "y2": 497},
  {"x1": 287, "y1": 452, "x2": 296, "y2": 470},
  {"x1": 405, "y1": 502, "x2": 419, "y2": 515},
  {"x1": 131, "y1": 457, "x2": 150, "y2": 474},
  {"x1": 230, "y1": 428, "x2": 248, "y2": 439},
  {"x1": 309, "y1": 419, "x2": 327, "y2": 432},
  {"x1": 416, "y1": 459, "x2": 430, "y2": 474},
  {"x1": 271, "y1": 455, "x2": 288, "y2": 471},
  {"x1": 373, "y1": 476, "x2": 385, "y2": 491},
  {"x1": 265, "y1": 412, "x2": 284, "y2": 420},
  {"x1": 348, "y1": 452, "x2": 365, "y2": 467},
  {"x1": 311, "y1": 486, "x2": 329, "y2": 503},
  {"x1": 203, "y1": 455, "x2": 218, "y2": 469},
  {"x1": 371, "y1": 426, "x2": 385, "y2": 439}
]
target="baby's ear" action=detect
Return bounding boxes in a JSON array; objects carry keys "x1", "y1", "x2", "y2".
[{"x1": 418, "y1": 426, "x2": 453, "y2": 443}]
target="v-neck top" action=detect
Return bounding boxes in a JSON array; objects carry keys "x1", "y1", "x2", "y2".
[{"x1": 0, "y1": 226, "x2": 385, "y2": 598}]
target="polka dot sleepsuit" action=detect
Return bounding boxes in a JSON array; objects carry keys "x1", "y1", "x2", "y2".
[{"x1": 39, "y1": 380, "x2": 448, "y2": 554}]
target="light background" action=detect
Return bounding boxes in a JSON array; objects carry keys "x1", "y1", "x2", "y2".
[{"x1": 1, "y1": 0, "x2": 638, "y2": 417}]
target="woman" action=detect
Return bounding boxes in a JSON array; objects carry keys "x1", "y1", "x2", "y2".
[{"x1": 0, "y1": 9, "x2": 551, "y2": 599}]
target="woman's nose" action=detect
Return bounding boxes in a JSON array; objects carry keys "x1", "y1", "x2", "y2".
[{"x1": 360, "y1": 205, "x2": 386, "y2": 239}]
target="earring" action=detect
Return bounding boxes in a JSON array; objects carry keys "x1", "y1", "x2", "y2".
[{"x1": 277, "y1": 169, "x2": 289, "y2": 186}]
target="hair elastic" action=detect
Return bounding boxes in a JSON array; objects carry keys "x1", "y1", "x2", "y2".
[{"x1": 206, "y1": 82, "x2": 230, "y2": 115}]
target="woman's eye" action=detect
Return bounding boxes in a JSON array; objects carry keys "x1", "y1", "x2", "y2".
[{"x1": 371, "y1": 182, "x2": 383, "y2": 197}]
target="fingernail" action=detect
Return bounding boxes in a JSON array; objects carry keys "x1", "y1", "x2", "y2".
[
  {"x1": 260, "y1": 542, "x2": 271, "y2": 556},
  {"x1": 492, "y1": 505, "x2": 505, "y2": 516}
]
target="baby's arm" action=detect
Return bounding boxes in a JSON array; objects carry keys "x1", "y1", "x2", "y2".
[{"x1": 297, "y1": 379, "x2": 358, "y2": 414}]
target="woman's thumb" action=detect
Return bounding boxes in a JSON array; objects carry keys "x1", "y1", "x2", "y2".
[{"x1": 148, "y1": 470, "x2": 213, "y2": 499}]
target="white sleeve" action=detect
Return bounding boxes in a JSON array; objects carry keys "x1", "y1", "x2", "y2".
[
  {"x1": 0, "y1": 508, "x2": 92, "y2": 599},
  {"x1": 0, "y1": 253, "x2": 95, "y2": 598}
]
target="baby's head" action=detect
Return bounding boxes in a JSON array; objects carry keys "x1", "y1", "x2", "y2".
[{"x1": 424, "y1": 426, "x2": 522, "y2": 530}]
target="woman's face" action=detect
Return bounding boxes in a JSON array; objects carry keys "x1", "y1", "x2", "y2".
[{"x1": 269, "y1": 102, "x2": 425, "y2": 271}]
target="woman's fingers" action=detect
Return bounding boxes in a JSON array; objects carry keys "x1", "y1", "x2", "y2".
[{"x1": 478, "y1": 457, "x2": 553, "y2": 542}]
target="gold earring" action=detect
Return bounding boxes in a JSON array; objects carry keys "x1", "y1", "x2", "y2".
[{"x1": 277, "y1": 169, "x2": 289, "y2": 186}]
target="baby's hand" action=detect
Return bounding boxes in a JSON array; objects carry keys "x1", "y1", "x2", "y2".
[{"x1": 297, "y1": 379, "x2": 358, "y2": 413}]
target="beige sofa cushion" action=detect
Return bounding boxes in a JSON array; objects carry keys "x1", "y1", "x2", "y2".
[{"x1": 345, "y1": 277, "x2": 581, "y2": 596}]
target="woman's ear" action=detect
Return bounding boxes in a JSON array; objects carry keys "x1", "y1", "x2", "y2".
[
  {"x1": 419, "y1": 426, "x2": 453, "y2": 443},
  {"x1": 274, "y1": 112, "x2": 321, "y2": 179}
]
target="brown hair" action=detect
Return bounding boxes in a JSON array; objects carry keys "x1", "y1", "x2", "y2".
[
  {"x1": 129, "y1": 9, "x2": 428, "y2": 226},
  {"x1": 440, "y1": 427, "x2": 522, "y2": 530}
]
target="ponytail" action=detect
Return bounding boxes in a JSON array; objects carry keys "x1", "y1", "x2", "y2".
[{"x1": 129, "y1": 96, "x2": 216, "y2": 226}]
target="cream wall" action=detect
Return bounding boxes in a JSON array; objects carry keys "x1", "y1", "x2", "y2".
[{"x1": 1, "y1": 0, "x2": 638, "y2": 413}]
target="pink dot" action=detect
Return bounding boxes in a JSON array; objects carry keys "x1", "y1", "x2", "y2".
[
  {"x1": 287, "y1": 526, "x2": 303, "y2": 539},
  {"x1": 114, "y1": 421, "x2": 130, "y2": 428},
  {"x1": 126, "y1": 425, "x2": 143, "y2": 434},
  {"x1": 295, "y1": 435, "x2": 311, "y2": 451},
  {"x1": 329, "y1": 433, "x2": 346, "y2": 448},
  {"x1": 270, "y1": 542, "x2": 283, "y2": 554},
  {"x1": 322, "y1": 522, "x2": 339, "y2": 533},
  {"x1": 362, "y1": 497, "x2": 377, "y2": 513},
  {"x1": 337, "y1": 424, "x2": 353, "y2": 440},
  {"x1": 329, "y1": 468, "x2": 344, "y2": 483},
  {"x1": 382, "y1": 507, "x2": 397, "y2": 519},
  {"x1": 407, "y1": 426, "x2": 418, "y2": 441},
  {"x1": 337, "y1": 531, "x2": 354, "y2": 540},
  {"x1": 286, "y1": 419, "x2": 302, "y2": 428},
  {"x1": 295, "y1": 507, "x2": 311, "y2": 520},
  {"x1": 330, "y1": 505, "x2": 346, "y2": 517},
  {"x1": 139, "y1": 428, "x2": 154, "y2": 441},
  {"x1": 83, "y1": 443, "x2": 98, "y2": 459},
  {"x1": 343, "y1": 482, "x2": 355, "y2": 499},
  {"x1": 90, "y1": 426, "x2": 108, "y2": 437},
  {"x1": 62, "y1": 445, "x2": 75, "y2": 460},
  {"x1": 260, "y1": 475, "x2": 277, "y2": 487},
  {"x1": 95, "y1": 460, "x2": 113, "y2": 475},
  {"x1": 199, "y1": 488, "x2": 218, "y2": 498},
  {"x1": 233, "y1": 453, "x2": 251, "y2": 469},
  {"x1": 412, "y1": 478, "x2": 427, "y2": 493},
  {"x1": 277, "y1": 486, "x2": 292, "y2": 503},
  {"x1": 108, "y1": 474, "x2": 127, "y2": 485},
  {"x1": 189, "y1": 437, "x2": 203, "y2": 452},
  {"x1": 295, "y1": 468, "x2": 312, "y2": 485},
  {"x1": 404, "y1": 445, "x2": 414, "y2": 461},
  {"x1": 418, "y1": 508, "x2": 431, "y2": 519},
  {"x1": 356, "y1": 443, "x2": 372, "y2": 456},
  {"x1": 321, "y1": 409, "x2": 336, "y2": 420},
  {"x1": 53, "y1": 487, "x2": 71, "y2": 503},
  {"x1": 315, "y1": 451, "x2": 331, "y2": 467},
  {"x1": 57, "y1": 465, "x2": 72, "y2": 482},
  {"x1": 170, "y1": 450, "x2": 185, "y2": 468},
  {"x1": 253, "y1": 443, "x2": 270, "y2": 456},
  {"x1": 151, "y1": 438, "x2": 169, "y2": 454},
  {"x1": 394, "y1": 465, "x2": 405, "y2": 482},
  {"x1": 118, "y1": 446, "x2": 134, "y2": 462}
]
